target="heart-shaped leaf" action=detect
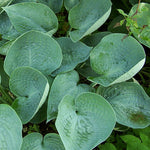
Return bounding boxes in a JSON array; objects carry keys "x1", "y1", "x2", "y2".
[
  {"x1": 90, "y1": 33, "x2": 146, "y2": 87},
  {"x1": 9, "y1": 67, "x2": 49, "y2": 124},
  {"x1": 52, "y1": 37, "x2": 92, "y2": 76},
  {"x1": 21, "y1": 132, "x2": 65, "y2": 150},
  {"x1": 3, "y1": 2, "x2": 58, "y2": 35},
  {"x1": 4, "y1": 30, "x2": 62, "y2": 76},
  {"x1": 0, "y1": 104, "x2": 22, "y2": 150},
  {"x1": 56, "y1": 92, "x2": 116, "y2": 150},
  {"x1": 97, "y1": 82, "x2": 150, "y2": 128},
  {"x1": 128, "y1": 3, "x2": 150, "y2": 48},
  {"x1": 68, "y1": 0, "x2": 112, "y2": 42},
  {"x1": 64, "y1": 0, "x2": 79, "y2": 10},
  {"x1": 47, "y1": 70, "x2": 95, "y2": 122}
]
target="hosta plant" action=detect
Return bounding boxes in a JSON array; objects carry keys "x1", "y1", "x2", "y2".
[{"x1": 0, "y1": 0, "x2": 150, "y2": 149}]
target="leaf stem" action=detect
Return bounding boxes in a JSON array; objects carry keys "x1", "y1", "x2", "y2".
[{"x1": 0, "y1": 85, "x2": 13, "y2": 105}]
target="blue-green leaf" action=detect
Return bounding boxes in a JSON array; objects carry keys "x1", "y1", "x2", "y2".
[
  {"x1": 0, "y1": 104, "x2": 22, "y2": 150},
  {"x1": 64, "y1": 0, "x2": 79, "y2": 11},
  {"x1": 3, "y1": 2, "x2": 58, "y2": 35},
  {"x1": 97, "y1": 82, "x2": 150, "y2": 128},
  {"x1": 4, "y1": 30, "x2": 62, "y2": 76},
  {"x1": 68, "y1": 0, "x2": 112, "y2": 42},
  {"x1": 90, "y1": 33, "x2": 145, "y2": 87},
  {"x1": 52, "y1": 37, "x2": 92, "y2": 76},
  {"x1": 10, "y1": 67, "x2": 49, "y2": 124},
  {"x1": 47, "y1": 70, "x2": 95, "y2": 122},
  {"x1": 56, "y1": 92, "x2": 116, "y2": 150},
  {"x1": 21, "y1": 133, "x2": 65, "y2": 150}
]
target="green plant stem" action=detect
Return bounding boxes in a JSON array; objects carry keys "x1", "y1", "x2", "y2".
[{"x1": 0, "y1": 85, "x2": 13, "y2": 105}]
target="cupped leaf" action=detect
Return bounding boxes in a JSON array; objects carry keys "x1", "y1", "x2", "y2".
[
  {"x1": 3, "y1": 2, "x2": 58, "y2": 35},
  {"x1": 97, "y1": 82, "x2": 150, "y2": 128},
  {"x1": 4, "y1": 30, "x2": 62, "y2": 76},
  {"x1": 56, "y1": 92, "x2": 116, "y2": 150},
  {"x1": 30, "y1": 100, "x2": 48, "y2": 124},
  {"x1": 0, "y1": 104, "x2": 22, "y2": 150},
  {"x1": 90, "y1": 33, "x2": 146, "y2": 87},
  {"x1": 21, "y1": 132, "x2": 65, "y2": 150},
  {"x1": 52, "y1": 37, "x2": 92, "y2": 76},
  {"x1": 68, "y1": 0, "x2": 112, "y2": 42},
  {"x1": 128, "y1": 3, "x2": 150, "y2": 48},
  {"x1": 64, "y1": 0, "x2": 79, "y2": 10},
  {"x1": 47, "y1": 70, "x2": 95, "y2": 122},
  {"x1": 30, "y1": 76, "x2": 54, "y2": 124},
  {"x1": 9, "y1": 67, "x2": 49, "y2": 124}
]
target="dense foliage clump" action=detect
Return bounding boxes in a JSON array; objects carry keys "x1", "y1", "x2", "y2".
[{"x1": 0, "y1": 0, "x2": 150, "y2": 149}]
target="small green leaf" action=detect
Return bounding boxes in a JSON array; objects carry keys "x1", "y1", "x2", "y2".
[
  {"x1": 68, "y1": 0, "x2": 112, "y2": 42},
  {"x1": 97, "y1": 82, "x2": 150, "y2": 128},
  {"x1": 56, "y1": 92, "x2": 116, "y2": 150},
  {"x1": 117, "y1": 9, "x2": 128, "y2": 17},
  {"x1": 21, "y1": 132, "x2": 65, "y2": 150},
  {"x1": 10, "y1": 67, "x2": 49, "y2": 124},
  {"x1": 90, "y1": 33, "x2": 145, "y2": 87},
  {"x1": 4, "y1": 30, "x2": 62, "y2": 76},
  {"x1": 3, "y1": 2, "x2": 58, "y2": 35},
  {"x1": 121, "y1": 135, "x2": 149, "y2": 150},
  {"x1": 100, "y1": 143, "x2": 117, "y2": 150},
  {"x1": 0, "y1": 104, "x2": 22, "y2": 150},
  {"x1": 129, "y1": 3, "x2": 150, "y2": 48}
]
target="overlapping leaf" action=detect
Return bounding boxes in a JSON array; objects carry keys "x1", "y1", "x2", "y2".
[
  {"x1": 52, "y1": 37, "x2": 92, "y2": 76},
  {"x1": 4, "y1": 30, "x2": 62, "y2": 76},
  {"x1": 90, "y1": 33, "x2": 146, "y2": 87},
  {"x1": 3, "y1": 2, "x2": 58, "y2": 35},
  {"x1": 128, "y1": 3, "x2": 150, "y2": 48},
  {"x1": 56, "y1": 92, "x2": 116, "y2": 150},
  {"x1": 21, "y1": 133, "x2": 65, "y2": 150},
  {"x1": 64, "y1": 0, "x2": 79, "y2": 10},
  {"x1": 97, "y1": 82, "x2": 150, "y2": 128},
  {"x1": 0, "y1": 104, "x2": 22, "y2": 150},
  {"x1": 68, "y1": 0, "x2": 112, "y2": 42},
  {"x1": 0, "y1": 0, "x2": 13, "y2": 13},
  {"x1": 9, "y1": 67, "x2": 49, "y2": 124},
  {"x1": 47, "y1": 70, "x2": 95, "y2": 122}
]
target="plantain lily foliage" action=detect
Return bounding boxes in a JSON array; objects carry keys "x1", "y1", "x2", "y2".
[{"x1": 0, "y1": 0, "x2": 150, "y2": 149}]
